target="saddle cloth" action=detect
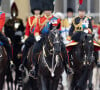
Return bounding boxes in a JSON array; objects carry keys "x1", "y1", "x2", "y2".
[{"x1": 66, "y1": 40, "x2": 100, "y2": 52}]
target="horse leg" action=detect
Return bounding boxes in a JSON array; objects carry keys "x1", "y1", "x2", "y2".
[
  {"x1": 62, "y1": 71, "x2": 67, "y2": 90},
  {"x1": 0, "y1": 74, "x2": 5, "y2": 90},
  {"x1": 40, "y1": 75, "x2": 47, "y2": 90},
  {"x1": 76, "y1": 68, "x2": 88, "y2": 90},
  {"x1": 71, "y1": 73, "x2": 78, "y2": 90},
  {"x1": 7, "y1": 82, "x2": 10, "y2": 90},
  {"x1": 52, "y1": 78, "x2": 60, "y2": 90},
  {"x1": 57, "y1": 77, "x2": 63, "y2": 90},
  {"x1": 15, "y1": 83, "x2": 17, "y2": 90},
  {"x1": 88, "y1": 70, "x2": 93, "y2": 90},
  {"x1": 11, "y1": 82, "x2": 13, "y2": 90}
]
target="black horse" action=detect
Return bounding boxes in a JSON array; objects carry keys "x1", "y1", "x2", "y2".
[
  {"x1": 36, "y1": 25, "x2": 68, "y2": 90},
  {"x1": 70, "y1": 31, "x2": 95, "y2": 90},
  {"x1": 22, "y1": 24, "x2": 68, "y2": 90},
  {"x1": 0, "y1": 45, "x2": 8, "y2": 90}
]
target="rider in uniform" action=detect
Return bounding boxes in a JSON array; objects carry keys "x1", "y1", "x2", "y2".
[
  {"x1": 68, "y1": 5, "x2": 93, "y2": 41},
  {"x1": 66, "y1": 8, "x2": 74, "y2": 26},
  {"x1": 29, "y1": 0, "x2": 70, "y2": 78},
  {"x1": 0, "y1": 11, "x2": 14, "y2": 67},
  {"x1": 5, "y1": 2, "x2": 25, "y2": 43},
  {"x1": 61, "y1": 8, "x2": 74, "y2": 45},
  {"x1": 21, "y1": 0, "x2": 42, "y2": 66},
  {"x1": 66, "y1": 4, "x2": 93, "y2": 64}
]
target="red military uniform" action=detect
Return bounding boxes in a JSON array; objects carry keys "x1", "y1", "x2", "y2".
[
  {"x1": 97, "y1": 25, "x2": 100, "y2": 40},
  {"x1": 0, "y1": 12, "x2": 5, "y2": 31},
  {"x1": 34, "y1": 15, "x2": 61, "y2": 37},
  {"x1": 25, "y1": 15, "x2": 40, "y2": 37}
]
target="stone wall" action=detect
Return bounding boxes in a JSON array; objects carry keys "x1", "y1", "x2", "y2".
[{"x1": 15, "y1": 0, "x2": 30, "y2": 25}]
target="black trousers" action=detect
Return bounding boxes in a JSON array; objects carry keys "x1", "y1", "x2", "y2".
[
  {"x1": 22, "y1": 34, "x2": 35, "y2": 64},
  {"x1": 32, "y1": 37, "x2": 44, "y2": 65},
  {"x1": 0, "y1": 33, "x2": 12, "y2": 60}
]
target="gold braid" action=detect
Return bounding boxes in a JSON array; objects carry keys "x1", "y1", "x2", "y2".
[
  {"x1": 28, "y1": 15, "x2": 39, "y2": 30},
  {"x1": 73, "y1": 17, "x2": 83, "y2": 31}
]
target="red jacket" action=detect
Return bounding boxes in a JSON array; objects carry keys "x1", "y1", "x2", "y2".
[
  {"x1": 34, "y1": 15, "x2": 61, "y2": 37},
  {"x1": 0, "y1": 12, "x2": 5, "y2": 32},
  {"x1": 25, "y1": 15, "x2": 40, "y2": 36}
]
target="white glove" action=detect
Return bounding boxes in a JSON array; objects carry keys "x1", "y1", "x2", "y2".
[
  {"x1": 35, "y1": 35, "x2": 41, "y2": 42},
  {"x1": 84, "y1": 29, "x2": 89, "y2": 34},
  {"x1": 21, "y1": 39, "x2": 25, "y2": 43}
]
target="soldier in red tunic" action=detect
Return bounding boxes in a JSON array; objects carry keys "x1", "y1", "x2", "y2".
[
  {"x1": 20, "y1": 0, "x2": 42, "y2": 70},
  {"x1": 29, "y1": 0, "x2": 71, "y2": 78}
]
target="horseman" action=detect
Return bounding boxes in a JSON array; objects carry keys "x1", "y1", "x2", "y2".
[
  {"x1": 21, "y1": 0, "x2": 42, "y2": 66},
  {"x1": 66, "y1": 4, "x2": 93, "y2": 52},
  {"x1": 5, "y1": 2, "x2": 25, "y2": 44},
  {"x1": 28, "y1": 0, "x2": 70, "y2": 78},
  {"x1": 0, "y1": 11, "x2": 14, "y2": 67},
  {"x1": 68, "y1": 5, "x2": 93, "y2": 41},
  {"x1": 66, "y1": 4, "x2": 100, "y2": 58}
]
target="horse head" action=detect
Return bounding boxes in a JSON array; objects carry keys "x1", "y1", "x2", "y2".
[
  {"x1": 46, "y1": 23, "x2": 62, "y2": 54},
  {"x1": 42, "y1": 23, "x2": 63, "y2": 77},
  {"x1": 82, "y1": 33, "x2": 95, "y2": 63}
]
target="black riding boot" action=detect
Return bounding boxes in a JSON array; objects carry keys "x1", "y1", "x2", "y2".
[
  {"x1": 22, "y1": 46, "x2": 30, "y2": 64},
  {"x1": 21, "y1": 34, "x2": 35, "y2": 65},
  {"x1": 0, "y1": 33, "x2": 14, "y2": 68},
  {"x1": 4, "y1": 43, "x2": 14, "y2": 67},
  {"x1": 29, "y1": 39, "x2": 44, "y2": 79}
]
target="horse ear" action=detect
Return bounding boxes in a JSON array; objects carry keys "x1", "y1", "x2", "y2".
[
  {"x1": 49, "y1": 23, "x2": 53, "y2": 30},
  {"x1": 92, "y1": 34, "x2": 94, "y2": 38},
  {"x1": 56, "y1": 23, "x2": 61, "y2": 29}
]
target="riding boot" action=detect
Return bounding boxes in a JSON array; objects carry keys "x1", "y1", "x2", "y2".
[
  {"x1": 5, "y1": 44, "x2": 15, "y2": 69},
  {"x1": 22, "y1": 45, "x2": 29, "y2": 65},
  {"x1": 22, "y1": 34, "x2": 35, "y2": 65},
  {"x1": 3, "y1": 41, "x2": 15, "y2": 69},
  {"x1": 19, "y1": 45, "x2": 29, "y2": 72},
  {"x1": 29, "y1": 39, "x2": 44, "y2": 79}
]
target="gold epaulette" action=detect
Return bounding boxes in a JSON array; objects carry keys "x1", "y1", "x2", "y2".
[
  {"x1": 61, "y1": 19, "x2": 70, "y2": 28},
  {"x1": 72, "y1": 16, "x2": 83, "y2": 31}
]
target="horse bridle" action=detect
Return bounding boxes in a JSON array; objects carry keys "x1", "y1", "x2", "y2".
[
  {"x1": 42, "y1": 30, "x2": 63, "y2": 77},
  {"x1": 47, "y1": 30, "x2": 61, "y2": 54}
]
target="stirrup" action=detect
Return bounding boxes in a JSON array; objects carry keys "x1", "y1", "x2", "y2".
[{"x1": 29, "y1": 71, "x2": 38, "y2": 79}]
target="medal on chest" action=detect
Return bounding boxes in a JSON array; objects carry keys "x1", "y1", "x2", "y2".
[{"x1": 82, "y1": 18, "x2": 89, "y2": 29}]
